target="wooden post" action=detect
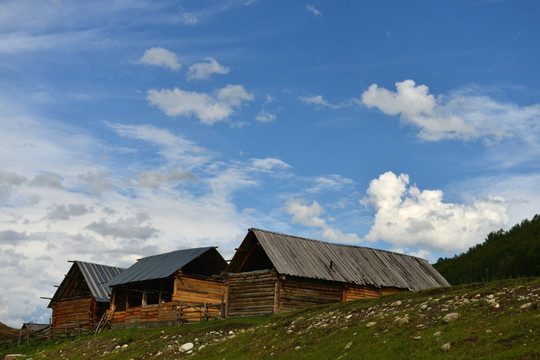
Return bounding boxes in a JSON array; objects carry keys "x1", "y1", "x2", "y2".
[
  {"x1": 48, "y1": 317, "x2": 52, "y2": 340},
  {"x1": 204, "y1": 302, "x2": 208, "y2": 321},
  {"x1": 224, "y1": 282, "x2": 230, "y2": 318},
  {"x1": 18, "y1": 329, "x2": 22, "y2": 346},
  {"x1": 273, "y1": 281, "x2": 281, "y2": 314},
  {"x1": 26, "y1": 322, "x2": 31, "y2": 344}
]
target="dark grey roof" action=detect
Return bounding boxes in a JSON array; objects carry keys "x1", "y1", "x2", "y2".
[
  {"x1": 21, "y1": 323, "x2": 50, "y2": 332},
  {"x1": 107, "y1": 247, "x2": 218, "y2": 287},
  {"x1": 49, "y1": 261, "x2": 125, "y2": 307},
  {"x1": 244, "y1": 228, "x2": 450, "y2": 291}
]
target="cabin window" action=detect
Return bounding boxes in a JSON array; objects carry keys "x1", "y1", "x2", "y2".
[
  {"x1": 127, "y1": 288, "x2": 143, "y2": 308},
  {"x1": 115, "y1": 289, "x2": 127, "y2": 311},
  {"x1": 145, "y1": 288, "x2": 160, "y2": 305}
]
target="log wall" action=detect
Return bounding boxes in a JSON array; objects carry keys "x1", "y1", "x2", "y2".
[
  {"x1": 226, "y1": 270, "x2": 277, "y2": 317},
  {"x1": 111, "y1": 302, "x2": 179, "y2": 324},
  {"x1": 277, "y1": 278, "x2": 343, "y2": 313},
  {"x1": 51, "y1": 297, "x2": 103, "y2": 328}
]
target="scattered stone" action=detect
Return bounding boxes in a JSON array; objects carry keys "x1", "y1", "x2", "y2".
[
  {"x1": 491, "y1": 302, "x2": 500, "y2": 309},
  {"x1": 366, "y1": 321, "x2": 377, "y2": 328},
  {"x1": 520, "y1": 303, "x2": 532, "y2": 309},
  {"x1": 180, "y1": 342, "x2": 194, "y2": 352},
  {"x1": 441, "y1": 343, "x2": 451, "y2": 351},
  {"x1": 420, "y1": 304, "x2": 428, "y2": 310},
  {"x1": 486, "y1": 329, "x2": 492, "y2": 334},
  {"x1": 442, "y1": 312, "x2": 459, "y2": 324},
  {"x1": 122, "y1": 344, "x2": 128, "y2": 348},
  {"x1": 391, "y1": 300, "x2": 402, "y2": 307},
  {"x1": 413, "y1": 336, "x2": 422, "y2": 340},
  {"x1": 295, "y1": 346, "x2": 301, "y2": 350},
  {"x1": 395, "y1": 315, "x2": 410, "y2": 325},
  {"x1": 345, "y1": 342, "x2": 353, "y2": 349},
  {"x1": 4, "y1": 355, "x2": 24, "y2": 360},
  {"x1": 345, "y1": 314, "x2": 353, "y2": 320},
  {"x1": 433, "y1": 331, "x2": 442, "y2": 337}
]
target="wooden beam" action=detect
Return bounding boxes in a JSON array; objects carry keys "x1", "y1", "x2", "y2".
[{"x1": 237, "y1": 243, "x2": 259, "y2": 273}]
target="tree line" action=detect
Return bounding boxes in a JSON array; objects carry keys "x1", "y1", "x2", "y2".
[{"x1": 433, "y1": 214, "x2": 540, "y2": 285}]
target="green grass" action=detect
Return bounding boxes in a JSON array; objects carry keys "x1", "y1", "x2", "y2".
[{"x1": 2, "y1": 277, "x2": 539, "y2": 360}]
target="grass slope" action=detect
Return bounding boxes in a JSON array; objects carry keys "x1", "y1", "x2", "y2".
[
  {"x1": 3, "y1": 278, "x2": 539, "y2": 360},
  {"x1": 0, "y1": 322, "x2": 17, "y2": 339}
]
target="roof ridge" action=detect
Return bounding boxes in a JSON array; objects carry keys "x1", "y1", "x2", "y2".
[
  {"x1": 249, "y1": 228, "x2": 424, "y2": 260},
  {"x1": 135, "y1": 246, "x2": 215, "y2": 261},
  {"x1": 74, "y1": 260, "x2": 126, "y2": 270}
]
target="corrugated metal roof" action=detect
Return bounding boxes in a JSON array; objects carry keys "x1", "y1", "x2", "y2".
[
  {"x1": 107, "y1": 247, "x2": 218, "y2": 287},
  {"x1": 48, "y1": 261, "x2": 125, "y2": 307},
  {"x1": 76, "y1": 261, "x2": 125, "y2": 302},
  {"x1": 248, "y1": 228, "x2": 450, "y2": 291}
]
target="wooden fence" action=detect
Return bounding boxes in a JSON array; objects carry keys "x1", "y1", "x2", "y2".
[{"x1": 177, "y1": 301, "x2": 224, "y2": 324}]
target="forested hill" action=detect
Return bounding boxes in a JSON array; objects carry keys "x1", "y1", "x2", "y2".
[{"x1": 433, "y1": 214, "x2": 540, "y2": 285}]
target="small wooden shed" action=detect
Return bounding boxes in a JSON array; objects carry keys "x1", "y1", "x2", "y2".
[
  {"x1": 224, "y1": 228, "x2": 450, "y2": 317},
  {"x1": 107, "y1": 247, "x2": 227, "y2": 329},
  {"x1": 47, "y1": 261, "x2": 125, "y2": 329}
]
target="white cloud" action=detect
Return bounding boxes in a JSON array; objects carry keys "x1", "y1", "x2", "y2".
[
  {"x1": 30, "y1": 173, "x2": 62, "y2": 188},
  {"x1": 85, "y1": 213, "x2": 159, "y2": 240},
  {"x1": 307, "y1": 175, "x2": 354, "y2": 193},
  {"x1": 138, "y1": 47, "x2": 181, "y2": 70},
  {"x1": 299, "y1": 95, "x2": 344, "y2": 109},
  {"x1": 361, "y1": 171, "x2": 508, "y2": 253},
  {"x1": 251, "y1": 158, "x2": 291, "y2": 171},
  {"x1": 285, "y1": 198, "x2": 361, "y2": 243},
  {"x1": 46, "y1": 204, "x2": 92, "y2": 221},
  {"x1": 79, "y1": 172, "x2": 116, "y2": 196},
  {"x1": 0, "y1": 171, "x2": 26, "y2": 185},
  {"x1": 306, "y1": 5, "x2": 322, "y2": 16},
  {"x1": 107, "y1": 122, "x2": 208, "y2": 168},
  {"x1": 360, "y1": 80, "x2": 540, "y2": 143},
  {"x1": 179, "y1": 13, "x2": 199, "y2": 25},
  {"x1": 147, "y1": 85, "x2": 254, "y2": 125},
  {"x1": 138, "y1": 168, "x2": 197, "y2": 188},
  {"x1": 255, "y1": 110, "x2": 276, "y2": 122},
  {"x1": 187, "y1": 57, "x2": 230, "y2": 81}
]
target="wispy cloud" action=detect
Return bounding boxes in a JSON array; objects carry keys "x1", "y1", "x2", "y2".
[
  {"x1": 360, "y1": 80, "x2": 540, "y2": 144},
  {"x1": 306, "y1": 5, "x2": 322, "y2": 17},
  {"x1": 285, "y1": 198, "x2": 361, "y2": 243},
  {"x1": 187, "y1": 57, "x2": 229, "y2": 80}
]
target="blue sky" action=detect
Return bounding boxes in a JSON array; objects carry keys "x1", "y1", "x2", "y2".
[{"x1": 1, "y1": 0, "x2": 539, "y2": 327}]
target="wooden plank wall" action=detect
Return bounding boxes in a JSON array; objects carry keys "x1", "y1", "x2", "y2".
[
  {"x1": 173, "y1": 275, "x2": 225, "y2": 305},
  {"x1": 226, "y1": 270, "x2": 277, "y2": 317},
  {"x1": 278, "y1": 278, "x2": 343, "y2": 313},
  {"x1": 111, "y1": 302, "x2": 179, "y2": 324},
  {"x1": 51, "y1": 297, "x2": 95, "y2": 328}
]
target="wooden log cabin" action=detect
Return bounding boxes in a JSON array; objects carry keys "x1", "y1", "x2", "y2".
[
  {"x1": 224, "y1": 228, "x2": 450, "y2": 317},
  {"x1": 107, "y1": 247, "x2": 227, "y2": 329},
  {"x1": 47, "y1": 261, "x2": 125, "y2": 329}
]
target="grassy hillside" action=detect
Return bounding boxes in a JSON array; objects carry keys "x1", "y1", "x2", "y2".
[
  {"x1": 434, "y1": 215, "x2": 540, "y2": 285},
  {"x1": 0, "y1": 322, "x2": 17, "y2": 339},
  {"x1": 2, "y1": 277, "x2": 539, "y2": 360}
]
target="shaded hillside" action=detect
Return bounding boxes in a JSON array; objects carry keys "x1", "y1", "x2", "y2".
[
  {"x1": 0, "y1": 322, "x2": 17, "y2": 339},
  {"x1": 2, "y1": 277, "x2": 539, "y2": 360},
  {"x1": 434, "y1": 215, "x2": 540, "y2": 285}
]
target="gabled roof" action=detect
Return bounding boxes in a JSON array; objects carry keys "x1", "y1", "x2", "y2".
[
  {"x1": 107, "y1": 247, "x2": 226, "y2": 287},
  {"x1": 49, "y1": 261, "x2": 125, "y2": 307},
  {"x1": 226, "y1": 228, "x2": 450, "y2": 291}
]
